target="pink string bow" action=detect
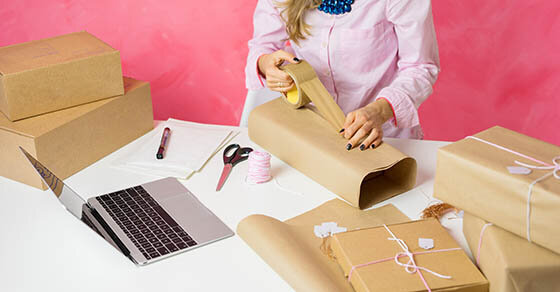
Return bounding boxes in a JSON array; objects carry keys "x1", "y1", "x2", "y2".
[{"x1": 347, "y1": 224, "x2": 460, "y2": 292}]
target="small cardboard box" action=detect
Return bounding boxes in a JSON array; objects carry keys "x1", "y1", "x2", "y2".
[
  {"x1": 463, "y1": 212, "x2": 560, "y2": 292},
  {"x1": 0, "y1": 77, "x2": 153, "y2": 190},
  {"x1": 0, "y1": 31, "x2": 124, "y2": 121},
  {"x1": 433, "y1": 126, "x2": 560, "y2": 254},
  {"x1": 330, "y1": 218, "x2": 488, "y2": 292}
]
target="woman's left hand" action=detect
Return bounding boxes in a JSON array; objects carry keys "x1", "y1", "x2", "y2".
[{"x1": 340, "y1": 99, "x2": 394, "y2": 150}]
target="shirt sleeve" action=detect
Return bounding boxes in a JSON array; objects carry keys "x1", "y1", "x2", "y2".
[
  {"x1": 245, "y1": 0, "x2": 290, "y2": 90},
  {"x1": 376, "y1": 0, "x2": 440, "y2": 129}
]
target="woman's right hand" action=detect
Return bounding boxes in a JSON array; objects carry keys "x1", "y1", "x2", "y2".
[{"x1": 258, "y1": 50, "x2": 300, "y2": 92}]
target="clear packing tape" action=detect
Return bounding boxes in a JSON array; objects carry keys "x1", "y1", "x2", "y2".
[
  {"x1": 281, "y1": 61, "x2": 346, "y2": 130},
  {"x1": 248, "y1": 61, "x2": 417, "y2": 209}
]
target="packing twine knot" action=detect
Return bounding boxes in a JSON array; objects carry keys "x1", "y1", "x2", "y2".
[
  {"x1": 515, "y1": 156, "x2": 560, "y2": 179},
  {"x1": 347, "y1": 225, "x2": 460, "y2": 292},
  {"x1": 383, "y1": 225, "x2": 452, "y2": 288}
]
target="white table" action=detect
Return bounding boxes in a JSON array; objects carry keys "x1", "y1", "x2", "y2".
[{"x1": 0, "y1": 126, "x2": 464, "y2": 292}]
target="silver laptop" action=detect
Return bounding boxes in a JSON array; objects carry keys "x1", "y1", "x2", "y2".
[{"x1": 19, "y1": 146, "x2": 234, "y2": 266}]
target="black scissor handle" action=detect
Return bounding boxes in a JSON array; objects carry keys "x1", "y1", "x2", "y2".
[
  {"x1": 231, "y1": 147, "x2": 253, "y2": 166},
  {"x1": 223, "y1": 144, "x2": 241, "y2": 164},
  {"x1": 223, "y1": 144, "x2": 253, "y2": 166}
]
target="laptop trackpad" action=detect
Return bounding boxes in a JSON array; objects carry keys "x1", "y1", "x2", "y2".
[
  {"x1": 143, "y1": 178, "x2": 233, "y2": 243},
  {"x1": 160, "y1": 195, "x2": 233, "y2": 243}
]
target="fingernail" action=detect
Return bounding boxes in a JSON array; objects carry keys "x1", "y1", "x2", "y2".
[
  {"x1": 346, "y1": 143, "x2": 352, "y2": 151},
  {"x1": 339, "y1": 128, "x2": 345, "y2": 133},
  {"x1": 293, "y1": 57, "x2": 300, "y2": 62},
  {"x1": 360, "y1": 144, "x2": 365, "y2": 151},
  {"x1": 371, "y1": 144, "x2": 376, "y2": 149}
]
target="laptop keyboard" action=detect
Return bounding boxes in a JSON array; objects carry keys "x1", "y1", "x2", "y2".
[{"x1": 96, "y1": 186, "x2": 198, "y2": 261}]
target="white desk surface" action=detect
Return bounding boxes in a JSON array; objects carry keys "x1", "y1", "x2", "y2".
[{"x1": 0, "y1": 126, "x2": 465, "y2": 292}]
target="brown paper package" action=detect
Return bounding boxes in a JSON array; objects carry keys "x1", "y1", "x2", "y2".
[
  {"x1": 0, "y1": 31, "x2": 124, "y2": 121},
  {"x1": 237, "y1": 199, "x2": 411, "y2": 291},
  {"x1": 0, "y1": 77, "x2": 153, "y2": 190},
  {"x1": 248, "y1": 98, "x2": 417, "y2": 209},
  {"x1": 433, "y1": 126, "x2": 560, "y2": 254},
  {"x1": 463, "y1": 212, "x2": 560, "y2": 292},
  {"x1": 331, "y1": 218, "x2": 488, "y2": 292}
]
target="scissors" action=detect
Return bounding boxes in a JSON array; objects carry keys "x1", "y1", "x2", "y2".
[{"x1": 216, "y1": 144, "x2": 253, "y2": 191}]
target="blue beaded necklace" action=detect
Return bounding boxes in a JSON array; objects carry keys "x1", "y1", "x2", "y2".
[{"x1": 318, "y1": 0, "x2": 354, "y2": 15}]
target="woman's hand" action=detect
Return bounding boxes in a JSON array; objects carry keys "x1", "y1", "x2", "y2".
[
  {"x1": 340, "y1": 99, "x2": 394, "y2": 150},
  {"x1": 258, "y1": 50, "x2": 300, "y2": 92}
]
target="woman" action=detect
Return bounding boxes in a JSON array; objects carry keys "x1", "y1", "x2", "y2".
[{"x1": 245, "y1": 0, "x2": 439, "y2": 150}]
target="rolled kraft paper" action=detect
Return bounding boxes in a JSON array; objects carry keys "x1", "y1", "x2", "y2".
[
  {"x1": 248, "y1": 98, "x2": 417, "y2": 209},
  {"x1": 280, "y1": 61, "x2": 346, "y2": 131},
  {"x1": 236, "y1": 200, "x2": 410, "y2": 292}
]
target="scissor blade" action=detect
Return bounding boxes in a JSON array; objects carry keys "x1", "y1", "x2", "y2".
[{"x1": 216, "y1": 164, "x2": 233, "y2": 191}]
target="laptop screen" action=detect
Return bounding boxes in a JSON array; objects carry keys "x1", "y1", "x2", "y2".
[{"x1": 19, "y1": 147, "x2": 86, "y2": 219}]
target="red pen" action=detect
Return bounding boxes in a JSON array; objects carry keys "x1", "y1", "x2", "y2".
[{"x1": 156, "y1": 127, "x2": 171, "y2": 159}]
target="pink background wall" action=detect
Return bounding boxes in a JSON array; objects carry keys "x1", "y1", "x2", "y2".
[{"x1": 1, "y1": 0, "x2": 558, "y2": 145}]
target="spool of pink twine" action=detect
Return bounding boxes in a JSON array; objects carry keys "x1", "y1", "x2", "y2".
[{"x1": 246, "y1": 151, "x2": 272, "y2": 184}]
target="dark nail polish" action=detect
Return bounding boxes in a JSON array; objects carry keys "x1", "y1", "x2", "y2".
[
  {"x1": 360, "y1": 144, "x2": 365, "y2": 151},
  {"x1": 346, "y1": 143, "x2": 352, "y2": 151},
  {"x1": 293, "y1": 57, "x2": 300, "y2": 62},
  {"x1": 371, "y1": 144, "x2": 376, "y2": 149},
  {"x1": 339, "y1": 128, "x2": 345, "y2": 133}
]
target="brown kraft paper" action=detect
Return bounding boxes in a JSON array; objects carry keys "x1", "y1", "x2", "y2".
[
  {"x1": 237, "y1": 199, "x2": 410, "y2": 292},
  {"x1": 331, "y1": 218, "x2": 488, "y2": 292},
  {"x1": 463, "y1": 212, "x2": 560, "y2": 292},
  {"x1": 248, "y1": 97, "x2": 417, "y2": 209},
  {"x1": 433, "y1": 126, "x2": 560, "y2": 254}
]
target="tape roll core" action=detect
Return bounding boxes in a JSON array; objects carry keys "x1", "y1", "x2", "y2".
[{"x1": 281, "y1": 66, "x2": 311, "y2": 108}]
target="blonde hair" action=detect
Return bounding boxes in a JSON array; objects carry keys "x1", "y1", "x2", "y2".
[{"x1": 276, "y1": 0, "x2": 321, "y2": 45}]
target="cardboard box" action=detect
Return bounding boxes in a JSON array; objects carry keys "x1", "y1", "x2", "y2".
[
  {"x1": 331, "y1": 218, "x2": 488, "y2": 292},
  {"x1": 248, "y1": 98, "x2": 417, "y2": 210},
  {"x1": 0, "y1": 77, "x2": 153, "y2": 189},
  {"x1": 463, "y1": 212, "x2": 560, "y2": 292},
  {"x1": 0, "y1": 31, "x2": 124, "y2": 121},
  {"x1": 433, "y1": 126, "x2": 560, "y2": 254}
]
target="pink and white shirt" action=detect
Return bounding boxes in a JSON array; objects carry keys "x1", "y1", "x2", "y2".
[{"x1": 245, "y1": 0, "x2": 440, "y2": 139}]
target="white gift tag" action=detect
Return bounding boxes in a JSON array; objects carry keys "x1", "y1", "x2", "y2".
[
  {"x1": 419, "y1": 238, "x2": 434, "y2": 250},
  {"x1": 314, "y1": 222, "x2": 347, "y2": 238},
  {"x1": 507, "y1": 166, "x2": 532, "y2": 175}
]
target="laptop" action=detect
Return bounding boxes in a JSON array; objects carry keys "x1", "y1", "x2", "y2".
[{"x1": 19, "y1": 146, "x2": 234, "y2": 266}]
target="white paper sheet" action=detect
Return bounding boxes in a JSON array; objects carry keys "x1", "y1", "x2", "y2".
[{"x1": 112, "y1": 118, "x2": 237, "y2": 178}]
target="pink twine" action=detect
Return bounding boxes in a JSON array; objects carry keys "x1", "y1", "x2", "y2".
[
  {"x1": 246, "y1": 151, "x2": 272, "y2": 184},
  {"x1": 466, "y1": 136, "x2": 552, "y2": 167},
  {"x1": 476, "y1": 223, "x2": 493, "y2": 266},
  {"x1": 347, "y1": 224, "x2": 461, "y2": 292}
]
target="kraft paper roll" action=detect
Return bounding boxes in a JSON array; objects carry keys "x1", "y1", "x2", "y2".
[
  {"x1": 281, "y1": 61, "x2": 346, "y2": 131},
  {"x1": 248, "y1": 98, "x2": 417, "y2": 209},
  {"x1": 237, "y1": 200, "x2": 410, "y2": 292}
]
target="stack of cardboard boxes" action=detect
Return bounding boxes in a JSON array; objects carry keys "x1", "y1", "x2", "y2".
[
  {"x1": 0, "y1": 31, "x2": 154, "y2": 189},
  {"x1": 433, "y1": 126, "x2": 560, "y2": 291}
]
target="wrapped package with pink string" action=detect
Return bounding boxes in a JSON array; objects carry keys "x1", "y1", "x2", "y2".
[
  {"x1": 329, "y1": 218, "x2": 488, "y2": 292},
  {"x1": 463, "y1": 212, "x2": 560, "y2": 292},
  {"x1": 433, "y1": 126, "x2": 560, "y2": 254}
]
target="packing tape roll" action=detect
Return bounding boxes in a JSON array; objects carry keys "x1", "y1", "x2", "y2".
[{"x1": 280, "y1": 61, "x2": 346, "y2": 130}]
